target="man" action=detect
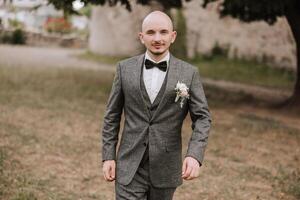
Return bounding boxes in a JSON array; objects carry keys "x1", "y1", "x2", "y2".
[{"x1": 102, "y1": 11, "x2": 211, "y2": 200}]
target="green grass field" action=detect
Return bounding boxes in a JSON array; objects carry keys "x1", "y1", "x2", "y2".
[
  {"x1": 78, "y1": 52, "x2": 296, "y2": 90},
  {"x1": 191, "y1": 55, "x2": 295, "y2": 90}
]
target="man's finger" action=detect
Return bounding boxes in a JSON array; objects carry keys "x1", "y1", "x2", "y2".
[
  {"x1": 194, "y1": 167, "x2": 200, "y2": 177},
  {"x1": 104, "y1": 170, "x2": 110, "y2": 181},
  {"x1": 104, "y1": 166, "x2": 112, "y2": 181},
  {"x1": 186, "y1": 167, "x2": 196, "y2": 180},
  {"x1": 186, "y1": 166, "x2": 195, "y2": 180},
  {"x1": 102, "y1": 170, "x2": 107, "y2": 181},
  {"x1": 107, "y1": 165, "x2": 114, "y2": 181},
  {"x1": 182, "y1": 164, "x2": 192, "y2": 179},
  {"x1": 110, "y1": 163, "x2": 116, "y2": 180},
  {"x1": 182, "y1": 159, "x2": 187, "y2": 175},
  {"x1": 103, "y1": 168, "x2": 109, "y2": 181}
]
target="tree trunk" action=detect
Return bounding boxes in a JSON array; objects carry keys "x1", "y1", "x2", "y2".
[{"x1": 284, "y1": 0, "x2": 300, "y2": 109}]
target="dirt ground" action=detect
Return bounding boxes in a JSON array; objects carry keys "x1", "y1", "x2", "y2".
[
  {"x1": 1, "y1": 101, "x2": 300, "y2": 200},
  {"x1": 0, "y1": 45, "x2": 299, "y2": 200},
  {"x1": 0, "y1": 44, "x2": 114, "y2": 72}
]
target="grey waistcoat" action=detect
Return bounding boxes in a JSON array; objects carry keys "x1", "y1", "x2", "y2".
[
  {"x1": 139, "y1": 60, "x2": 169, "y2": 164},
  {"x1": 140, "y1": 62, "x2": 169, "y2": 120}
]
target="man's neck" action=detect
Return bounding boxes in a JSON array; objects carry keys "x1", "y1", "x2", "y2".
[{"x1": 146, "y1": 50, "x2": 169, "y2": 63}]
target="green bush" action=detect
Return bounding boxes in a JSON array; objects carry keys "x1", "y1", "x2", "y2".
[
  {"x1": 201, "y1": 42, "x2": 228, "y2": 60},
  {"x1": 11, "y1": 29, "x2": 26, "y2": 44},
  {"x1": 211, "y1": 42, "x2": 228, "y2": 57},
  {"x1": 0, "y1": 32, "x2": 12, "y2": 43},
  {"x1": 0, "y1": 29, "x2": 26, "y2": 45}
]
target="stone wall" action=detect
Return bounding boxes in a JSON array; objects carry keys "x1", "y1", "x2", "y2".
[
  {"x1": 26, "y1": 31, "x2": 87, "y2": 48},
  {"x1": 0, "y1": 29, "x2": 87, "y2": 48},
  {"x1": 88, "y1": 2, "x2": 151, "y2": 57},
  {"x1": 183, "y1": 0, "x2": 296, "y2": 70},
  {"x1": 87, "y1": 1, "x2": 297, "y2": 70}
]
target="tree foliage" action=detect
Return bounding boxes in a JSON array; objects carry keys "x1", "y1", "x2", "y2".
[
  {"x1": 48, "y1": 0, "x2": 299, "y2": 24},
  {"x1": 48, "y1": 0, "x2": 190, "y2": 15},
  {"x1": 203, "y1": 0, "x2": 299, "y2": 25}
]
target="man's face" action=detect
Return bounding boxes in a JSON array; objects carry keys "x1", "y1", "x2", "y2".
[{"x1": 139, "y1": 14, "x2": 176, "y2": 56}]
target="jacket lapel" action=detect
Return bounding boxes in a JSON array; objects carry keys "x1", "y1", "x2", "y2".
[{"x1": 134, "y1": 54, "x2": 151, "y2": 120}]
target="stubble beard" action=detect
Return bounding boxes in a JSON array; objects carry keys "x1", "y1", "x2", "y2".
[{"x1": 149, "y1": 48, "x2": 167, "y2": 56}]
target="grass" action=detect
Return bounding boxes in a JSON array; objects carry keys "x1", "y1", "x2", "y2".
[
  {"x1": 75, "y1": 52, "x2": 265, "y2": 108},
  {"x1": 0, "y1": 65, "x2": 113, "y2": 199},
  {"x1": 190, "y1": 55, "x2": 295, "y2": 90},
  {"x1": 275, "y1": 168, "x2": 300, "y2": 199},
  {"x1": 0, "y1": 64, "x2": 299, "y2": 200},
  {"x1": 237, "y1": 113, "x2": 300, "y2": 136},
  {"x1": 76, "y1": 51, "x2": 127, "y2": 65},
  {"x1": 0, "y1": 147, "x2": 40, "y2": 200},
  {"x1": 77, "y1": 51, "x2": 296, "y2": 91},
  {"x1": 203, "y1": 84, "x2": 257, "y2": 107},
  {"x1": 0, "y1": 65, "x2": 114, "y2": 112},
  {"x1": 201, "y1": 109, "x2": 300, "y2": 199},
  {"x1": 12, "y1": 191, "x2": 38, "y2": 200}
]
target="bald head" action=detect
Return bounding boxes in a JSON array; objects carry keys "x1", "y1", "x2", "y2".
[
  {"x1": 139, "y1": 11, "x2": 177, "y2": 60},
  {"x1": 141, "y1": 11, "x2": 174, "y2": 32}
]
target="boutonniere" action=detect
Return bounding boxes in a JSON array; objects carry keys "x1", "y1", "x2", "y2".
[{"x1": 174, "y1": 81, "x2": 190, "y2": 108}]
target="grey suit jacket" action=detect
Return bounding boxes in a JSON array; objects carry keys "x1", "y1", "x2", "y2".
[{"x1": 102, "y1": 53, "x2": 212, "y2": 188}]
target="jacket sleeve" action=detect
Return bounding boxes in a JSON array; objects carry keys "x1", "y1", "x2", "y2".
[
  {"x1": 186, "y1": 67, "x2": 212, "y2": 166},
  {"x1": 101, "y1": 62, "x2": 124, "y2": 162}
]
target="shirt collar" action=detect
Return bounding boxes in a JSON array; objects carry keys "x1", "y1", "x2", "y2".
[{"x1": 144, "y1": 51, "x2": 170, "y2": 67}]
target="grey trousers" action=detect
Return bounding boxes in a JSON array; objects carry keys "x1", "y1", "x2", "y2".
[{"x1": 115, "y1": 144, "x2": 177, "y2": 200}]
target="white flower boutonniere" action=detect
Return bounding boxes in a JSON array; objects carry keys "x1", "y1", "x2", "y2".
[{"x1": 174, "y1": 81, "x2": 190, "y2": 108}]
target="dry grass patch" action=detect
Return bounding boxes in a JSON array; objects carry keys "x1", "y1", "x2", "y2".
[{"x1": 1, "y1": 65, "x2": 299, "y2": 200}]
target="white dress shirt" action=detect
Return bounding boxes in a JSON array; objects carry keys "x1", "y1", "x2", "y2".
[{"x1": 143, "y1": 51, "x2": 170, "y2": 104}]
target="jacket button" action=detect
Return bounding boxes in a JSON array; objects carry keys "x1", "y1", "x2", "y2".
[
  {"x1": 149, "y1": 121, "x2": 153, "y2": 125},
  {"x1": 143, "y1": 142, "x2": 147, "y2": 146}
]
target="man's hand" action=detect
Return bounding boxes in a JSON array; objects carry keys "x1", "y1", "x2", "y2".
[
  {"x1": 102, "y1": 160, "x2": 116, "y2": 182},
  {"x1": 182, "y1": 156, "x2": 200, "y2": 180}
]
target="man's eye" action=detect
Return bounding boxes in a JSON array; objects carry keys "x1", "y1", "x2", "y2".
[{"x1": 146, "y1": 31, "x2": 155, "y2": 35}]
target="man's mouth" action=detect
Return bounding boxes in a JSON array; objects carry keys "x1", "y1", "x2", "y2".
[{"x1": 153, "y1": 44, "x2": 163, "y2": 49}]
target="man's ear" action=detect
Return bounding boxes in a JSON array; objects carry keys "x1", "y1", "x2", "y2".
[
  {"x1": 139, "y1": 32, "x2": 145, "y2": 44},
  {"x1": 171, "y1": 31, "x2": 177, "y2": 43}
]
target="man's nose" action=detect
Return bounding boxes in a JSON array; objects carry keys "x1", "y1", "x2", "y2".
[{"x1": 153, "y1": 33, "x2": 162, "y2": 41}]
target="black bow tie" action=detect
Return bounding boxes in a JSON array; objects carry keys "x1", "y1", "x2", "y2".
[{"x1": 145, "y1": 59, "x2": 167, "y2": 72}]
